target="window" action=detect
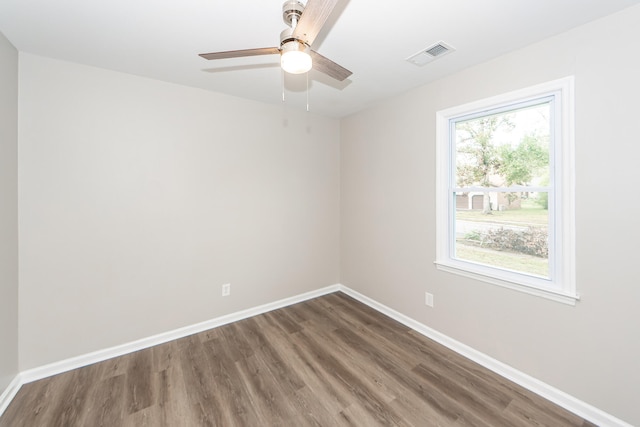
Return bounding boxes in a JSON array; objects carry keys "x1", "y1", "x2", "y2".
[{"x1": 436, "y1": 77, "x2": 577, "y2": 304}]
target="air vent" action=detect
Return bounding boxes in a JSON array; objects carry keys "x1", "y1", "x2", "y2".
[
  {"x1": 425, "y1": 43, "x2": 449, "y2": 57},
  {"x1": 406, "y1": 41, "x2": 455, "y2": 66}
]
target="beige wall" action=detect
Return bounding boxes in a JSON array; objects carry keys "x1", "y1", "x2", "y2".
[
  {"x1": 18, "y1": 54, "x2": 341, "y2": 369},
  {"x1": 341, "y1": 5, "x2": 640, "y2": 426},
  {"x1": 0, "y1": 32, "x2": 19, "y2": 392}
]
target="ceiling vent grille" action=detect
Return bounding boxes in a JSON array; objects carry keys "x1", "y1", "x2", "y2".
[
  {"x1": 425, "y1": 43, "x2": 449, "y2": 57},
  {"x1": 407, "y1": 41, "x2": 455, "y2": 66}
]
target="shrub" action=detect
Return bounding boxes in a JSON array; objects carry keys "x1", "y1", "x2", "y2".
[
  {"x1": 464, "y1": 230, "x2": 482, "y2": 242},
  {"x1": 478, "y1": 226, "x2": 548, "y2": 258}
]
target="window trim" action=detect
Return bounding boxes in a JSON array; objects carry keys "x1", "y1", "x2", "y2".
[{"x1": 435, "y1": 77, "x2": 577, "y2": 305}]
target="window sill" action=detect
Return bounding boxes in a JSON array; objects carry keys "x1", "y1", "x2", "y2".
[{"x1": 434, "y1": 261, "x2": 579, "y2": 306}]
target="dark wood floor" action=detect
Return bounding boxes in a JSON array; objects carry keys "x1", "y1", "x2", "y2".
[{"x1": 1, "y1": 292, "x2": 596, "y2": 426}]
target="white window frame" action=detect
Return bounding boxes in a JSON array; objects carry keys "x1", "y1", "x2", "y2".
[{"x1": 435, "y1": 77, "x2": 577, "y2": 305}]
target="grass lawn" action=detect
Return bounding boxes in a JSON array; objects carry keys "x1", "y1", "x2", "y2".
[
  {"x1": 456, "y1": 200, "x2": 548, "y2": 226},
  {"x1": 455, "y1": 242, "x2": 549, "y2": 277}
]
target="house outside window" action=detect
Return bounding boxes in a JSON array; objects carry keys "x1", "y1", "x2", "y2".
[{"x1": 435, "y1": 77, "x2": 577, "y2": 304}]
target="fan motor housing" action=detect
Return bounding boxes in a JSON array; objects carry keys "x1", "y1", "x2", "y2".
[
  {"x1": 280, "y1": 27, "x2": 299, "y2": 46},
  {"x1": 282, "y1": 0, "x2": 304, "y2": 27}
]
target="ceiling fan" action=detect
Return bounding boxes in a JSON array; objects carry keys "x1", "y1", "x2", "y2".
[{"x1": 199, "y1": 0, "x2": 352, "y2": 82}]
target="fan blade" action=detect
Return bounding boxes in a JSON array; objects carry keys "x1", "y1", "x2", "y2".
[
  {"x1": 292, "y1": 0, "x2": 339, "y2": 46},
  {"x1": 310, "y1": 50, "x2": 351, "y2": 81},
  {"x1": 199, "y1": 47, "x2": 280, "y2": 60}
]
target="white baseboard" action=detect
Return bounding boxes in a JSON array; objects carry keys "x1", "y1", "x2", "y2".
[
  {"x1": 2, "y1": 283, "x2": 632, "y2": 426},
  {"x1": 337, "y1": 285, "x2": 633, "y2": 427},
  {"x1": 19, "y1": 284, "x2": 340, "y2": 386},
  {"x1": 0, "y1": 374, "x2": 22, "y2": 418}
]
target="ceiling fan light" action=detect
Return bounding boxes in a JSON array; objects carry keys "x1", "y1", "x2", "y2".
[{"x1": 280, "y1": 41, "x2": 312, "y2": 74}]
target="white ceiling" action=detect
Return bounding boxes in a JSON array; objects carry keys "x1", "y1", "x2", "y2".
[{"x1": 1, "y1": 0, "x2": 638, "y2": 118}]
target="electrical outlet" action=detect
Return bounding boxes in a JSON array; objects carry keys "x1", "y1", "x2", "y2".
[
  {"x1": 222, "y1": 283, "x2": 231, "y2": 297},
  {"x1": 425, "y1": 292, "x2": 434, "y2": 307}
]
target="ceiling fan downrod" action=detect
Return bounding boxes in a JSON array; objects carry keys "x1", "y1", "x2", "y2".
[{"x1": 282, "y1": 1, "x2": 304, "y2": 28}]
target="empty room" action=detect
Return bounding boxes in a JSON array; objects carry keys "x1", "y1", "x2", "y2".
[{"x1": 1, "y1": 0, "x2": 639, "y2": 425}]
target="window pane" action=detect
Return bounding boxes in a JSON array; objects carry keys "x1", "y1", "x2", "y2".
[
  {"x1": 454, "y1": 102, "x2": 551, "y2": 188},
  {"x1": 454, "y1": 192, "x2": 549, "y2": 278}
]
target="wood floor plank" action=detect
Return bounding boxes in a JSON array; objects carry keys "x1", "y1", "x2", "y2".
[
  {"x1": 0, "y1": 291, "x2": 599, "y2": 426},
  {"x1": 234, "y1": 351, "x2": 298, "y2": 425},
  {"x1": 121, "y1": 405, "x2": 160, "y2": 427},
  {"x1": 200, "y1": 337, "x2": 263, "y2": 426},
  {"x1": 324, "y1": 320, "x2": 466, "y2": 421},
  {"x1": 316, "y1": 324, "x2": 462, "y2": 425},
  {"x1": 218, "y1": 322, "x2": 255, "y2": 362},
  {"x1": 77, "y1": 374, "x2": 125, "y2": 426},
  {"x1": 308, "y1": 324, "x2": 399, "y2": 403},
  {"x1": 253, "y1": 338, "x2": 306, "y2": 394},
  {"x1": 254, "y1": 314, "x2": 352, "y2": 416},
  {"x1": 294, "y1": 327, "x2": 407, "y2": 425},
  {"x1": 502, "y1": 395, "x2": 587, "y2": 427},
  {"x1": 233, "y1": 317, "x2": 271, "y2": 350},
  {"x1": 42, "y1": 363, "x2": 100, "y2": 426},
  {"x1": 97, "y1": 351, "x2": 131, "y2": 380},
  {"x1": 0, "y1": 375, "x2": 58, "y2": 426},
  {"x1": 175, "y1": 334, "x2": 223, "y2": 426},
  {"x1": 287, "y1": 385, "x2": 347, "y2": 426},
  {"x1": 151, "y1": 340, "x2": 180, "y2": 373},
  {"x1": 124, "y1": 349, "x2": 155, "y2": 415},
  {"x1": 338, "y1": 402, "x2": 407, "y2": 427},
  {"x1": 266, "y1": 307, "x2": 306, "y2": 334},
  {"x1": 153, "y1": 366, "x2": 201, "y2": 426}
]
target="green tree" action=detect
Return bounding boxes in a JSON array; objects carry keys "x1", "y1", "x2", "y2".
[
  {"x1": 456, "y1": 115, "x2": 513, "y2": 214},
  {"x1": 457, "y1": 112, "x2": 551, "y2": 214},
  {"x1": 498, "y1": 134, "x2": 549, "y2": 186}
]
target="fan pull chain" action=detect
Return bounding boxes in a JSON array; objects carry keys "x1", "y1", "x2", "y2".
[
  {"x1": 282, "y1": 69, "x2": 285, "y2": 102},
  {"x1": 306, "y1": 72, "x2": 309, "y2": 112}
]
